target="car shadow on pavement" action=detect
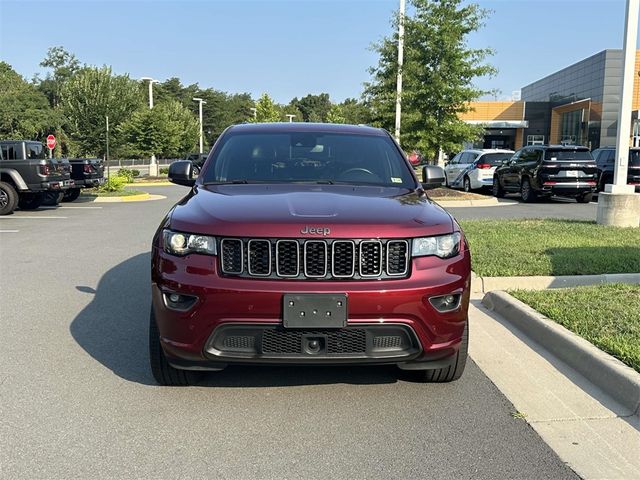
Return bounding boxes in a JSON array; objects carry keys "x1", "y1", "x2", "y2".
[{"x1": 70, "y1": 253, "x2": 399, "y2": 387}]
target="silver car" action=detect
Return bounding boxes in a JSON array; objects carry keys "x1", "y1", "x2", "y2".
[{"x1": 445, "y1": 149, "x2": 514, "y2": 191}]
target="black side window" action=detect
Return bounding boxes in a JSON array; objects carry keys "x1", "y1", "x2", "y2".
[
  {"x1": 517, "y1": 148, "x2": 532, "y2": 163},
  {"x1": 1, "y1": 145, "x2": 15, "y2": 160},
  {"x1": 606, "y1": 150, "x2": 615, "y2": 164}
]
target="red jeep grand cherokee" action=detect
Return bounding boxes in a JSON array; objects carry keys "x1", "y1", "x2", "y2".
[{"x1": 150, "y1": 123, "x2": 471, "y2": 385}]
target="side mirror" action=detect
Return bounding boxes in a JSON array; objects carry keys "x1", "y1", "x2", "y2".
[
  {"x1": 169, "y1": 160, "x2": 196, "y2": 187},
  {"x1": 421, "y1": 165, "x2": 446, "y2": 190}
]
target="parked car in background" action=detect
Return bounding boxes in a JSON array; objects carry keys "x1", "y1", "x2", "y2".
[
  {"x1": 492, "y1": 145, "x2": 597, "y2": 203},
  {"x1": 63, "y1": 158, "x2": 105, "y2": 202},
  {"x1": 444, "y1": 149, "x2": 514, "y2": 192},
  {"x1": 591, "y1": 147, "x2": 640, "y2": 192},
  {"x1": 0, "y1": 140, "x2": 73, "y2": 214},
  {"x1": 407, "y1": 150, "x2": 422, "y2": 166}
]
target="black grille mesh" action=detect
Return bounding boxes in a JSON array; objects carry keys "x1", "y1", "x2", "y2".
[
  {"x1": 305, "y1": 241, "x2": 327, "y2": 277},
  {"x1": 221, "y1": 239, "x2": 243, "y2": 273},
  {"x1": 261, "y1": 329, "x2": 367, "y2": 354},
  {"x1": 223, "y1": 335, "x2": 256, "y2": 350},
  {"x1": 248, "y1": 240, "x2": 271, "y2": 275},
  {"x1": 373, "y1": 335, "x2": 402, "y2": 349},
  {"x1": 387, "y1": 241, "x2": 408, "y2": 275},
  {"x1": 332, "y1": 241, "x2": 355, "y2": 277},
  {"x1": 277, "y1": 241, "x2": 299, "y2": 276},
  {"x1": 360, "y1": 242, "x2": 382, "y2": 276}
]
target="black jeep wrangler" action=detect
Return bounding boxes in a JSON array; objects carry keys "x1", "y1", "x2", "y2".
[{"x1": 0, "y1": 140, "x2": 73, "y2": 214}]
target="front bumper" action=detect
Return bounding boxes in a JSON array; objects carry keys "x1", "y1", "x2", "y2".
[{"x1": 151, "y1": 246, "x2": 471, "y2": 370}]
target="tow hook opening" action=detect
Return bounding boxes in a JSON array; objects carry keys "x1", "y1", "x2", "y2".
[{"x1": 302, "y1": 335, "x2": 327, "y2": 355}]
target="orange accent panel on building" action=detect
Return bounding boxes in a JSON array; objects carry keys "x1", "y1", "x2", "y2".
[{"x1": 460, "y1": 101, "x2": 525, "y2": 121}]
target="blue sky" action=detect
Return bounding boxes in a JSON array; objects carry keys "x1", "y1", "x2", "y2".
[{"x1": 0, "y1": 0, "x2": 634, "y2": 103}]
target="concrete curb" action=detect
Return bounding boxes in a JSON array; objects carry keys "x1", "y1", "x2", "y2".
[
  {"x1": 131, "y1": 181, "x2": 173, "y2": 187},
  {"x1": 434, "y1": 198, "x2": 517, "y2": 207},
  {"x1": 87, "y1": 193, "x2": 166, "y2": 203},
  {"x1": 471, "y1": 272, "x2": 640, "y2": 293},
  {"x1": 482, "y1": 290, "x2": 640, "y2": 419}
]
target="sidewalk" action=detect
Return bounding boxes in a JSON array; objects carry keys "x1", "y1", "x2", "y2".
[{"x1": 469, "y1": 298, "x2": 640, "y2": 479}]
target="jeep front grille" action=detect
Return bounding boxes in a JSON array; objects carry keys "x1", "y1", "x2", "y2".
[{"x1": 219, "y1": 238, "x2": 409, "y2": 280}]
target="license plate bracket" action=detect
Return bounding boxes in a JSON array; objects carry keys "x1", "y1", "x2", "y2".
[
  {"x1": 283, "y1": 294, "x2": 347, "y2": 328},
  {"x1": 562, "y1": 170, "x2": 579, "y2": 177}
]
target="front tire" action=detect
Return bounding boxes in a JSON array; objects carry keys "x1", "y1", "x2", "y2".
[
  {"x1": 492, "y1": 176, "x2": 504, "y2": 198},
  {"x1": 463, "y1": 176, "x2": 472, "y2": 192},
  {"x1": 18, "y1": 192, "x2": 44, "y2": 210},
  {"x1": 149, "y1": 308, "x2": 193, "y2": 386},
  {"x1": 404, "y1": 323, "x2": 468, "y2": 383},
  {"x1": 520, "y1": 178, "x2": 537, "y2": 203},
  {"x1": 0, "y1": 181, "x2": 18, "y2": 215}
]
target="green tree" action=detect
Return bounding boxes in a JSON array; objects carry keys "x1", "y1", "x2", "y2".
[
  {"x1": 119, "y1": 100, "x2": 198, "y2": 158},
  {"x1": 290, "y1": 93, "x2": 332, "y2": 122},
  {"x1": 327, "y1": 98, "x2": 371, "y2": 125},
  {"x1": 61, "y1": 66, "x2": 142, "y2": 156},
  {"x1": 0, "y1": 62, "x2": 55, "y2": 140},
  {"x1": 364, "y1": 0, "x2": 496, "y2": 158},
  {"x1": 252, "y1": 93, "x2": 281, "y2": 123},
  {"x1": 36, "y1": 46, "x2": 80, "y2": 108}
]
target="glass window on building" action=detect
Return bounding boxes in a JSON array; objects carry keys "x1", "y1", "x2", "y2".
[
  {"x1": 527, "y1": 135, "x2": 545, "y2": 146},
  {"x1": 560, "y1": 110, "x2": 585, "y2": 146}
]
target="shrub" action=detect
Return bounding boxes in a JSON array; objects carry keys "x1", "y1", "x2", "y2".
[
  {"x1": 99, "y1": 176, "x2": 126, "y2": 192},
  {"x1": 130, "y1": 169, "x2": 140, "y2": 177},
  {"x1": 160, "y1": 167, "x2": 169, "y2": 175},
  {"x1": 116, "y1": 169, "x2": 135, "y2": 183}
]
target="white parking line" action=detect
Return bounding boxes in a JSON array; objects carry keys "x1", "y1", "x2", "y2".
[
  {"x1": 0, "y1": 216, "x2": 67, "y2": 219},
  {"x1": 40, "y1": 206, "x2": 103, "y2": 209},
  {"x1": 0, "y1": 230, "x2": 19, "y2": 233}
]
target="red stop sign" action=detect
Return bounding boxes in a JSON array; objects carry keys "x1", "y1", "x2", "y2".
[{"x1": 46, "y1": 134, "x2": 56, "y2": 150}]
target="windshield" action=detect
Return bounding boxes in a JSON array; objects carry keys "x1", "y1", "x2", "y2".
[
  {"x1": 479, "y1": 153, "x2": 513, "y2": 166},
  {"x1": 544, "y1": 149, "x2": 593, "y2": 161},
  {"x1": 202, "y1": 132, "x2": 416, "y2": 187}
]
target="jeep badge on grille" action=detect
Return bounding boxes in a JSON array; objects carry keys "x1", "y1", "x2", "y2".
[{"x1": 301, "y1": 226, "x2": 331, "y2": 236}]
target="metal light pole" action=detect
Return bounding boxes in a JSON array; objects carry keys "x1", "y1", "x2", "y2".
[
  {"x1": 141, "y1": 77, "x2": 159, "y2": 174},
  {"x1": 193, "y1": 97, "x2": 206, "y2": 154},
  {"x1": 394, "y1": 0, "x2": 405, "y2": 143},
  {"x1": 140, "y1": 77, "x2": 159, "y2": 109},
  {"x1": 286, "y1": 114, "x2": 296, "y2": 123},
  {"x1": 596, "y1": 0, "x2": 640, "y2": 227},
  {"x1": 105, "y1": 115, "x2": 110, "y2": 180},
  {"x1": 250, "y1": 107, "x2": 257, "y2": 120}
]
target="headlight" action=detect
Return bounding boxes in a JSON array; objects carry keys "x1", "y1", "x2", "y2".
[
  {"x1": 412, "y1": 232, "x2": 461, "y2": 259},
  {"x1": 163, "y1": 229, "x2": 217, "y2": 256}
]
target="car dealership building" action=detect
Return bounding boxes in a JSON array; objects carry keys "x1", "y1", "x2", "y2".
[{"x1": 463, "y1": 49, "x2": 640, "y2": 151}]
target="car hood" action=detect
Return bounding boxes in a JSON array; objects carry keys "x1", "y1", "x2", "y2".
[{"x1": 169, "y1": 184, "x2": 454, "y2": 238}]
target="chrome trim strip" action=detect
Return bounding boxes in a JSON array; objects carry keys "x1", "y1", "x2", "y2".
[
  {"x1": 331, "y1": 240, "x2": 356, "y2": 278},
  {"x1": 359, "y1": 240, "x2": 383, "y2": 277},
  {"x1": 220, "y1": 238, "x2": 244, "y2": 274},
  {"x1": 304, "y1": 240, "x2": 328, "y2": 278},
  {"x1": 275, "y1": 239, "x2": 300, "y2": 277},
  {"x1": 386, "y1": 240, "x2": 409, "y2": 276},
  {"x1": 247, "y1": 239, "x2": 272, "y2": 276}
]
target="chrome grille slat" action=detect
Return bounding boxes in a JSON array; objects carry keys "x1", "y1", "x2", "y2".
[{"x1": 218, "y1": 238, "x2": 409, "y2": 280}]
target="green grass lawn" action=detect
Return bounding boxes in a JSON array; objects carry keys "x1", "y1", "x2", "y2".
[
  {"x1": 459, "y1": 219, "x2": 640, "y2": 276},
  {"x1": 510, "y1": 284, "x2": 640, "y2": 373}
]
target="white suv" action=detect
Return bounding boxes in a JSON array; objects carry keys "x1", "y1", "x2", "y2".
[{"x1": 445, "y1": 149, "x2": 514, "y2": 192}]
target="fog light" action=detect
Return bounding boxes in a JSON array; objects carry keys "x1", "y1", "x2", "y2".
[
  {"x1": 429, "y1": 293, "x2": 462, "y2": 313},
  {"x1": 163, "y1": 292, "x2": 198, "y2": 312}
]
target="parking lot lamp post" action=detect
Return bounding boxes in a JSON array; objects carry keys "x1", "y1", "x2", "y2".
[
  {"x1": 250, "y1": 107, "x2": 257, "y2": 120},
  {"x1": 394, "y1": 0, "x2": 405, "y2": 143},
  {"x1": 596, "y1": 0, "x2": 640, "y2": 227},
  {"x1": 193, "y1": 98, "x2": 206, "y2": 155},
  {"x1": 141, "y1": 77, "x2": 160, "y2": 174},
  {"x1": 105, "y1": 115, "x2": 110, "y2": 180}
]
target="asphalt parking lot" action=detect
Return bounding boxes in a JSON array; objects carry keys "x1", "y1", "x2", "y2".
[{"x1": 0, "y1": 185, "x2": 580, "y2": 479}]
